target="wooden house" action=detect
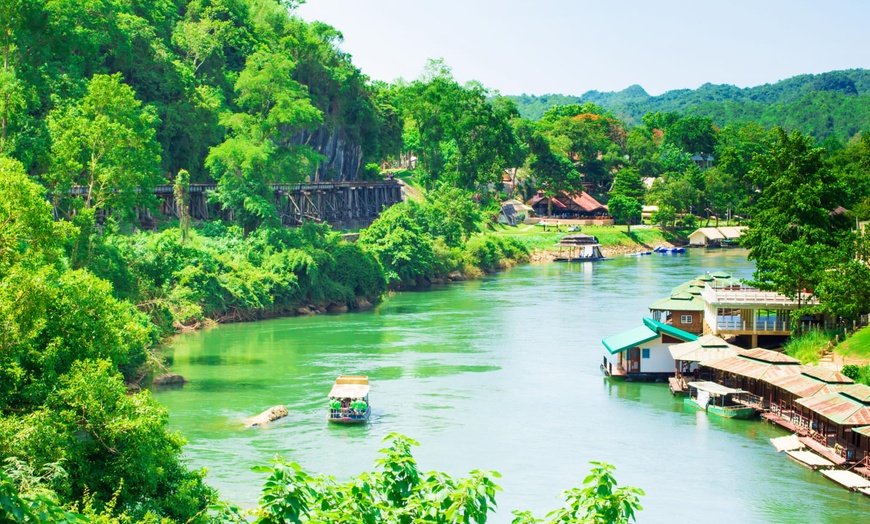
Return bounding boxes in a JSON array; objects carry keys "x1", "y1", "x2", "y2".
[
  {"x1": 765, "y1": 367, "x2": 854, "y2": 426},
  {"x1": 601, "y1": 317, "x2": 697, "y2": 380},
  {"x1": 699, "y1": 274, "x2": 820, "y2": 346},
  {"x1": 794, "y1": 384, "x2": 870, "y2": 462},
  {"x1": 699, "y1": 347, "x2": 803, "y2": 399},
  {"x1": 527, "y1": 191, "x2": 607, "y2": 219},
  {"x1": 687, "y1": 226, "x2": 746, "y2": 247}
]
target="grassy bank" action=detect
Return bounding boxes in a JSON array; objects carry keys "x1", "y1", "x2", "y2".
[{"x1": 490, "y1": 223, "x2": 685, "y2": 253}]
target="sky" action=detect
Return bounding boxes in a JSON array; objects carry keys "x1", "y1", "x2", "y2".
[{"x1": 295, "y1": 0, "x2": 870, "y2": 97}]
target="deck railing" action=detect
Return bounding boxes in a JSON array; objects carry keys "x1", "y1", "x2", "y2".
[{"x1": 716, "y1": 319, "x2": 790, "y2": 332}]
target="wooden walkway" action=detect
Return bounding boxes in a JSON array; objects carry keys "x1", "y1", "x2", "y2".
[
  {"x1": 822, "y1": 469, "x2": 870, "y2": 491},
  {"x1": 798, "y1": 437, "x2": 846, "y2": 466},
  {"x1": 785, "y1": 450, "x2": 834, "y2": 470}
]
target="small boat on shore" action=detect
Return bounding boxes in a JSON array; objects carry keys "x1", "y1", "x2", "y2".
[
  {"x1": 327, "y1": 375, "x2": 371, "y2": 424},
  {"x1": 684, "y1": 381, "x2": 757, "y2": 419}
]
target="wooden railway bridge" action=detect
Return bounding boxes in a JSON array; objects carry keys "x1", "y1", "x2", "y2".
[{"x1": 70, "y1": 180, "x2": 404, "y2": 229}]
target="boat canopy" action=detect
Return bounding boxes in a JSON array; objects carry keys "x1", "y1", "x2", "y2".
[
  {"x1": 328, "y1": 383, "x2": 370, "y2": 398},
  {"x1": 687, "y1": 381, "x2": 746, "y2": 396},
  {"x1": 328, "y1": 376, "x2": 370, "y2": 399}
]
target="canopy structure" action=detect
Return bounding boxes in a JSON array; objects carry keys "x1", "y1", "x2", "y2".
[
  {"x1": 771, "y1": 435, "x2": 804, "y2": 452},
  {"x1": 328, "y1": 376, "x2": 370, "y2": 399},
  {"x1": 688, "y1": 380, "x2": 746, "y2": 396},
  {"x1": 669, "y1": 335, "x2": 743, "y2": 362}
]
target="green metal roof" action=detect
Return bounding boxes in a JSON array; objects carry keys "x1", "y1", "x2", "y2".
[
  {"x1": 601, "y1": 325, "x2": 659, "y2": 355},
  {"x1": 648, "y1": 294, "x2": 705, "y2": 312},
  {"x1": 643, "y1": 317, "x2": 699, "y2": 342},
  {"x1": 602, "y1": 317, "x2": 698, "y2": 354}
]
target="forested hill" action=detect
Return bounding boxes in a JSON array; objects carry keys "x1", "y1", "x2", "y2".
[{"x1": 509, "y1": 69, "x2": 870, "y2": 140}]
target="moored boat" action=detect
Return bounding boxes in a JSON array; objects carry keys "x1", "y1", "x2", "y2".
[
  {"x1": 328, "y1": 375, "x2": 371, "y2": 424},
  {"x1": 684, "y1": 381, "x2": 757, "y2": 419},
  {"x1": 553, "y1": 234, "x2": 605, "y2": 261}
]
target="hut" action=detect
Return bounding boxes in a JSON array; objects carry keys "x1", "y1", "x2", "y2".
[
  {"x1": 667, "y1": 335, "x2": 744, "y2": 393},
  {"x1": 649, "y1": 274, "x2": 716, "y2": 334},
  {"x1": 794, "y1": 384, "x2": 870, "y2": 462},
  {"x1": 687, "y1": 226, "x2": 747, "y2": 247},
  {"x1": 699, "y1": 348, "x2": 802, "y2": 403},
  {"x1": 527, "y1": 191, "x2": 608, "y2": 219},
  {"x1": 601, "y1": 317, "x2": 697, "y2": 380},
  {"x1": 766, "y1": 367, "x2": 854, "y2": 426}
]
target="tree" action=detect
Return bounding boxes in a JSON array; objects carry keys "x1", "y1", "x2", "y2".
[
  {"x1": 46, "y1": 74, "x2": 162, "y2": 222},
  {"x1": 608, "y1": 195, "x2": 642, "y2": 233},
  {"x1": 527, "y1": 132, "x2": 583, "y2": 215},
  {"x1": 742, "y1": 128, "x2": 851, "y2": 320},
  {"x1": 663, "y1": 116, "x2": 718, "y2": 155},
  {"x1": 610, "y1": 167, "x2": 645, "y2": 201},
  {"x1": 206, "y1": 48, "x2": 323, "y2": 233},
  {"x1": 0, "y1": 157, "x2": 69, "y2": 275},
  {"x1": 357, "y1": 202, "x2": 436, "y2": 288}
]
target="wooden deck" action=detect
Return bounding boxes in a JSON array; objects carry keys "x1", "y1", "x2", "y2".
[
  {"x1": 785, "y1": 450, "x2": 834, "y2": 470},
  {"x1": 822, "y1": 469, "x2": 870, "y2": 491},
  {"x1": 761, "y1": 412, "x2": 807, "y2": 435},
  {"x1": 798, "y1": 437, "x2": 847, "y2": 466}
]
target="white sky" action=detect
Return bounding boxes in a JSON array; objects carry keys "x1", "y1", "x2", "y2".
[{"x1": 294, "y1": 0, "x2": 870, "y2": 96}]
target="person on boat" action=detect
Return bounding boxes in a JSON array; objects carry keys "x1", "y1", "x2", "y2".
[{"x1": 329, "y1": 398, "x2": 341, "y2": 416}]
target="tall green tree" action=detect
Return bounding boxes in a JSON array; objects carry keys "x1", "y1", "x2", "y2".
[
  {"x1": 46, "y1": 73, "x2": 162, "y2": 221},
  {"x1": 742, "y1": 128, "x2": 851, "y2": 312},
  {"x1": 608, "y1": 195, "x2": 642, "y2": 233},
  {"x1": 206, "y1": 48, "x2": 322, "y2": 232}
]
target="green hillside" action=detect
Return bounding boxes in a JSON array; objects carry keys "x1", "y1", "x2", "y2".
[{"x1": 510, "y1": 69, "x2": 870, "y2": 140}]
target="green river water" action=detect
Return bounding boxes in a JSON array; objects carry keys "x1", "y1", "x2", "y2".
[{"x1": 155, "y1": 249, "x2": 870, "y2": 523}]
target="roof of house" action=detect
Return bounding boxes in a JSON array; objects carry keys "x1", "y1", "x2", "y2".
[
  {"x1": 795, "y1": 385, "x2": 870, "y2": 426},
  {"x1": 642, "y1": 317, "x2": 698, "y2": 342},
  {"x1": 689, "y1": 228, "x2": 726, "y2": 241},
  {"x1": 668, "y1": 335, "x2": 744, "y2": 362},
  {"x1": 853, "y1": 426, "x2": 870, "y2": 437},
  {"x1": 649, "y1": 291, "x2": 705, "y2": 312},
  {"x1": 602, "y1": 325, "x2": 659, "y2": 355},
  {"x1": 700, "y1": 351, "x2": 802, "y2": 380},
  {"x1": 741, "y1": 348, "x2": 801, "y2": 364},
  {"x1": 765, "y1": 372, "x2": 850, "y2": 399},
  {"x1": 801, "y1": 366, "x2": 854, "y2": 384},
  {"x1": 527, "y1": 191, "x2": 605, "y2": 213},
  {"x1": 601, "y1": 317, "x2": 697, "y2": 355}
]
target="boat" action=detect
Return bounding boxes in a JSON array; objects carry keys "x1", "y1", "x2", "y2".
[
  {"x1": 553, "y1": 234, "x2": 605, "y2": 261},
  {"x1": 327, "y1": 375, "x2": 371, "y2": 424},
  {"x1": 653, "y1": 246, "x2": 686, "y2": 254},
  {"x1": 625, "y1": 251, "x2": 652, "y2": 257},
  {"x1": 683, "y1": 381, "x2": 757, "y2": 419}
]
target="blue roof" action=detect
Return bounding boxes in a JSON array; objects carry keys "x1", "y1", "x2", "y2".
[{"x1": 602, "y1": 317, "x2": 698, "y2": 355}]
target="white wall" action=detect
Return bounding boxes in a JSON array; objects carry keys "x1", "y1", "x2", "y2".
[{"x1": 639, "y1": 339, "x2": 678, "y2": 374}]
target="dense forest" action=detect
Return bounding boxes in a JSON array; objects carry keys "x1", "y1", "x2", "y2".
[
  {"x1": 510, "y1": 69, "x2": 870, "y2": 140},
  {"x1": 3, "y1": 0, "x2": 870, "y2": 521}
]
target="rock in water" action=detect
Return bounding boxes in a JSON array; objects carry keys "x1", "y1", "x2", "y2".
[
  {"x1": 152, "y1": 373, "x2": 187, "y2": 386},
  {"x1": 245, "y1": 405, "x2": 289, "y2": 428}
]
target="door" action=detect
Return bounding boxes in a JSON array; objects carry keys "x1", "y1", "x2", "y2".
[{"x1": 629, "y1": 348, "x2": 641, "y2": 372}]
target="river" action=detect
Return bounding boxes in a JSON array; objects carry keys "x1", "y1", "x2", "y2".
[{"x1": 155, "y1": 249, "x2": 870, "y2": 523}]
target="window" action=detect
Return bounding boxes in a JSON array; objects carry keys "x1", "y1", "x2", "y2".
[
  {"x1": 680, "y1": 314, "x2": 693, "y2": 325},
  {"x1": 641, "y1": 348, "x2": 650, "y2": 359}
]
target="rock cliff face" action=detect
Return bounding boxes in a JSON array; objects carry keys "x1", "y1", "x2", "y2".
[{"x1": 295, "y1": 126, "x2": 363, "y2": 182}]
